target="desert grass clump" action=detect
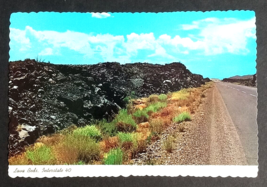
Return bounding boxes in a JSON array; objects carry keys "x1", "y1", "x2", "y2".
[
  {"x1": 118, "y1": 132, "x2": 134, "y2": 150},
  {"x1": 9, "y1": 153, "x2": 29, "y2": 165},
  {"x1": 118, "y1": 132, "x2": 133, "y2": 144},
  {"x1": 37, "y1": 134, "x2": 63, "y2": 147},
  {"x1": 100, "y1": 136, "x2": 119, "y2": 153},
  {"x1": 163, "y1": 135, "x2": 174, "y2": 153},
  {"x1": 148, "y1": 94, "x2": 159, "y2": 103},
  {"x1": 131, "y1": 133, "x2": 147, "y2": 157},
  {"x1": 26, "y1": 145, "x2": 56, "y2": 165},
  {"x1": 178, "y1": 123, "x2": 187, "y2": 133},
  {"x1": 145, "y1": 102, "x2": 167, "y2": 113},
  {"x1": 167, "y1": 92, "x2": 172, "y2": 98},
  {"x1": 54, "y1": 143, "x2": 78, "y2": 164},
  {"x1": 98, "y1": 119, "x2": 117, "y2": 137},
  {"x1": 158, "y1": 94, "x2": 167, "y2": 101},
  {"x1": 114, "y1": 109, "x2": 137, "y2": 132},
  {"x1": 161, "y1": 117, "x2": 173, "y2": 128},
  {"x1": 57, "y1": 134, "x2": 100, "y2": 164},
  {"x1": 173, "y1": 112, "x2": 191, "y2": 123},
  {"x1": 171, "y1": 89, "x2": 189, "y2": 101},
  {"x1": 60, "y1": 124, "x2": 78, "y2": 135},
  {"x1": 133, "y1": 109, "x2": 149, "y2": 123},
  {"x1": 104, "y1": 148, "x2": 124, "y2": 165},
  {"x1": 73, "y1": 125, "x2": 102, "y2": 141},
  {"x1": 159, "y1": 106, "x2": 173, "y2": 117},
  {"x1": 149, "y1": 118, "x2": 164, "y2": 134}
]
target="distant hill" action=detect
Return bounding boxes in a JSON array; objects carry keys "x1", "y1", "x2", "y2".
[
  {"x1": 226, "y1": 75, "x2": 254, "y2": 80},
  {"x1": 222, "y1": 74, "x2": 256, "y2": 87}
]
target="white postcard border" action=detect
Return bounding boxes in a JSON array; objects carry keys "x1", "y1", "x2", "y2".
[{"x1": 9, "y1": 165, "x2": 258, "y2": 178}]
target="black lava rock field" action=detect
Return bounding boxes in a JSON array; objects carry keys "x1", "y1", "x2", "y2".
[{"x1": 8, "y1": 59, "x2": 209, "y2": 156}]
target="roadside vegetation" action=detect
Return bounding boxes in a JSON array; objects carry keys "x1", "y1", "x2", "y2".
[{"x1": 9, "y1": 82, "x2": 213, "y2": 165}]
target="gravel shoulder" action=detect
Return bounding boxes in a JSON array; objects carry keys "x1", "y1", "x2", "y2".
[{"x1": 132, "y1": 84, "x2": 247, "y2": 165}]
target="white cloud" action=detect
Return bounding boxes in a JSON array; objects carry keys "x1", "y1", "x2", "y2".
[
  {"x1": 181, "y1": 24, "x2": 199, "y2": 30},
  {"x1": 181, "y1": 17, "x2": 256, "y2": 55},
  {"x1": 124, "y1": 33, "x2": 156, "y2": 55},
  {"x1": 148, "y1": 45, "x2": 175, "y2": 59},
  {"x1": 182, "y1": 51, "x2": 189, "y2": 55},
  {"x1": 10, "y1": 28, "x2": 31, "y2": 51},
  {"x1": 91, "y1": 12, "x2": 111, "y2": 19},
  {"x1": 39, "y1": 48, "x2": 53, "y2": 56},
  {"x1": 24, "y1": 26, "x2": 94, "y2": 56}
]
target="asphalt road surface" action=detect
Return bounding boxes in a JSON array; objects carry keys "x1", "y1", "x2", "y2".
[{"x1": 216, "y1": 82, "x2": 258, "y2": 165}]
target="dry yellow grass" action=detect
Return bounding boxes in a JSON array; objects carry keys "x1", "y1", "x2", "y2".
[
  {"x1": 134, "y1": 104, "x2": 147, "y2": 110},
  {"x1": 163, "y1": 135, "x2": 175, "y2": 153},
  {"x1": 37, "y1": 134, "x2": 63, "y2": 147},
  {"x1": 137, "y1": 122, "x2": 150, "y2": 129},
  {"x1": 170, "y1": 89, "x2": 190, "y2": 101},
  {"x1": 148, "y1": 94, "x2": 159, "y2": 103},
  {"x1": 33, "y1": 142, "x2": 45, "y2": 149},
  {"x1": 53, "y1": 143, "x2": 78, "y2": 165},
  {"x1": 133, "y1": 98, "x2": 147, "y2": 105},
  {"x1": 149, "y1": 118, "x2": 164, "y2": 134},
  {"x1": 99, "y1": 136, "x2": 119, "y2": 153},
  {"x1": 8, "y1": 152, "x2": 29, "y2": 165}
]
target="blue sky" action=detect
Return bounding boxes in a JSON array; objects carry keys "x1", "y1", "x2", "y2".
[{"x1": 9, "y1": 11, "x2": 256, "y2": 79}]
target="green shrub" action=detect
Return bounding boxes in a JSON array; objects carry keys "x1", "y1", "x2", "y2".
[
  {"x1": 73, "y1": 125, "x2": 102, "y2": 141},
  {"x1": 62, "y1": 134, "x2": 100, "y2": 164},
  {"x1": 173, "y1": 112, "x2": 191, "y2": 123},
  {"x1": 117, "y1": 132, "x2": 133, "y2": 143},
  {"x1": 104, "y1": 148, "x2": 123, "y2": 165},
  {"x1": 133, "y1": 109, "x2": 149, "y2": 118},
  {"x1": 76, "y1": 161, "x2": 86, "y2": 165},
  {"x1": 26, "y1": 145, "x2": 55, "y2": 165},
  {"x1": 98, "y1": 119, "x2": 118, "y2": 137},
  {"x1": 158, "y1": 94, "x2": 167, "y2": 101},
  {"x1": 145, "y1": 102, "x2": 167, "y2": 113},
  {"x1": 133, "y1": 109, "x2": 149, "y2": 123},
  {"x1": 114, "y1": 109, "x2": 137, "y2": 132}
]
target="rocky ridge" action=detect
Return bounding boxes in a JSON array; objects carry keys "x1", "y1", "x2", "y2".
[
  {"x1": 222, "y1": 74, "x2": 256, "y2": 87},
  {"x1": 8, "y1": 59, "x2": 209, "y2": 156}
]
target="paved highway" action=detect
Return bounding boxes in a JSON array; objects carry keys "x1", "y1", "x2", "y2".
[{"x1": 216, "y1": 82, "x2": 258, "y2": 165}]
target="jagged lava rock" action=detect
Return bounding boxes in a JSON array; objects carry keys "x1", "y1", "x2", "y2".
[{"x1": 8, "y1": 59, "x2": 209, "y2": 156}]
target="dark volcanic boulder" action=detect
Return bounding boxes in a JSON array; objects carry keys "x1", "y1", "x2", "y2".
[
  {"x1": 57, "y1": 95, "x2": 83, "y2": 115},
  {"x1": 8, "y1": 59, "x2": 208, "y2": 156}
]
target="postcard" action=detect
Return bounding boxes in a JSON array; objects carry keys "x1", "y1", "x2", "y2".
[{"x1": 8, "y1": 11, "x2": 258, "y2": 178}]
